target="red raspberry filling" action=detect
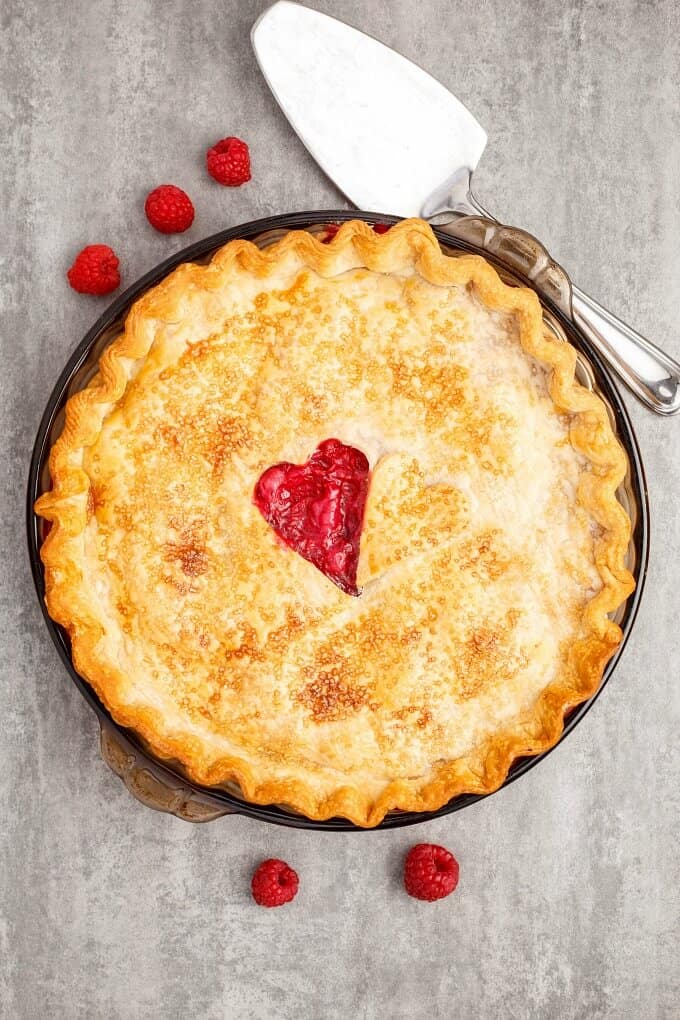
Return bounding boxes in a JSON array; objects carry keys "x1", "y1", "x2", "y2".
[{"x1": 254, "y1": 439, "x2": 370, "y2": 596}]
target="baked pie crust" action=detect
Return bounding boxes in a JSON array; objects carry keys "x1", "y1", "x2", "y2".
[{"x1": 36, "y1": 219, "x2": 634, "y2": 826}]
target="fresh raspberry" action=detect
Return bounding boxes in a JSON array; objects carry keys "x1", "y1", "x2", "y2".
[
  {"x1": 372, "y1": 222, "x2": 391, "y2": 234},
  {"x1": 404, "y1": 843, "x2": 459, "y2": 902},
  {"x1": 66, "y1": 244, "x2": 120, "y2": 295},
  {"x1": 206, "y1": 136, "x2": 251, "y2": 186},
  {"x1": 144, "y1": 185, "x2": 195, "y2": 233},
  {"x1": 251, "y1": 859, "x2": 299, "y2": 908}
]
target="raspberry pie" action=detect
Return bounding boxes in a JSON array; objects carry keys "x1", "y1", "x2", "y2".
[{"x1": 36, "y1": 219, "x2": 634, "y2": 826}]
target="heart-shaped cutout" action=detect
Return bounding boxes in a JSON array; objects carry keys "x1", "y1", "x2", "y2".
[{"x1": 254, "y1": 439, "x2": 370, "y2": 596}]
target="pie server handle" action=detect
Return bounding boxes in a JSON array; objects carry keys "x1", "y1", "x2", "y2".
[
  {"x1": 570, "y1": 286, "x2": 680, "y2": 415},
  {"x1": 424, "y1": 170, "x2": 680, "y2": 415}
]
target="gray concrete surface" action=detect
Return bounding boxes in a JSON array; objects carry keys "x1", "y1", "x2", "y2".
[{"x1": 2, "y1": 1, "x2": 679, "y2": 1017}]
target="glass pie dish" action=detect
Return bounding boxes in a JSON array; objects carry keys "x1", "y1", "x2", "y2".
[{"x1": 26, "y1": 211, "x2": 649, "y2": 830}]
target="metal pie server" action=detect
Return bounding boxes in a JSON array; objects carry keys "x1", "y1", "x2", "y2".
[{"x1": 252, "y1": 1, "x2": 680, "y2": 415}]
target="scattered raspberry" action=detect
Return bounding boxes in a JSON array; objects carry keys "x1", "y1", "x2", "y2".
[
  {"x1": 66, "y1": 244, "x2": 120, "y2": 295},
  {"x1": 144, "y1": 185, "x2": 195, "y2": 233},
  {"x1": 206, "y1": 136, "x2": 251, "y2": 186},
  {"x1": 372, "y1": 222, "x2": 391, "y2": 234},
  {"x1": 404, "y1": 843, "x2": 459, "y2": 902},
  {"x1": 251, "y1": 859, "x2": 299, "y2": 908}
]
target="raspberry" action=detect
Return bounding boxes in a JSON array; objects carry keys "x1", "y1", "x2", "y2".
[
  {"x1": 66, "y1": 245, "x2": 120, "y2": 295},
  {"x1": 403, "y1": 843, "x2": 459, "y2": 902},
  {"x1": 251, "y1": 859, "x2": 299, "y2": 907},
  {"x1": 144, "y1": 185, "x2": 195, "y2": 233},
  {"x1": 372, "y1": 222, "x2": 391, "y2": 234},
  {"x1": 206, "y1": 136, "x2": 251, "y2": 187}
]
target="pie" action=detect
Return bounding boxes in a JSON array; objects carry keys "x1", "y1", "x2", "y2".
[{"x1": 36, "y1": 219, "x2": 634, "y2": 826}]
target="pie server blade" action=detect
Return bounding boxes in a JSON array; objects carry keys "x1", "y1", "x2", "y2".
[
  {"x1": 252, "y1": 1, "x2": 680, "y2": 415},
  {"x1": 251, "y1": 0, "x2": 486, "y2": 218}
]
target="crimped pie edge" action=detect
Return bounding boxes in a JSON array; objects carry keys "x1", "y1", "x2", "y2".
[{"x1": 35, "y1": 219, "x2": 635, "y2": 827}]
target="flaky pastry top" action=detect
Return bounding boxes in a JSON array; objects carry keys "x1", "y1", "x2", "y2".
[{"x1": 36, "y1": 219, "x2": 634, "y2": 825}]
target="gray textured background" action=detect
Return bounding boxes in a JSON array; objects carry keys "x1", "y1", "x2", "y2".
[{"x1": 2, "y1": 1, "x2": 679, "y2": 1017}]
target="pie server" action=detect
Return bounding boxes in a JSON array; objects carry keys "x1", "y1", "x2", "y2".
[{"x1": 252, "y1": 1, "x2": 680, "y2": 416}]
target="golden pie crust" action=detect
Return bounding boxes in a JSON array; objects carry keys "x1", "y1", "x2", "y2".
[{"x1": 36, "y1": 219, "x2": 634, "y2": 826}]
